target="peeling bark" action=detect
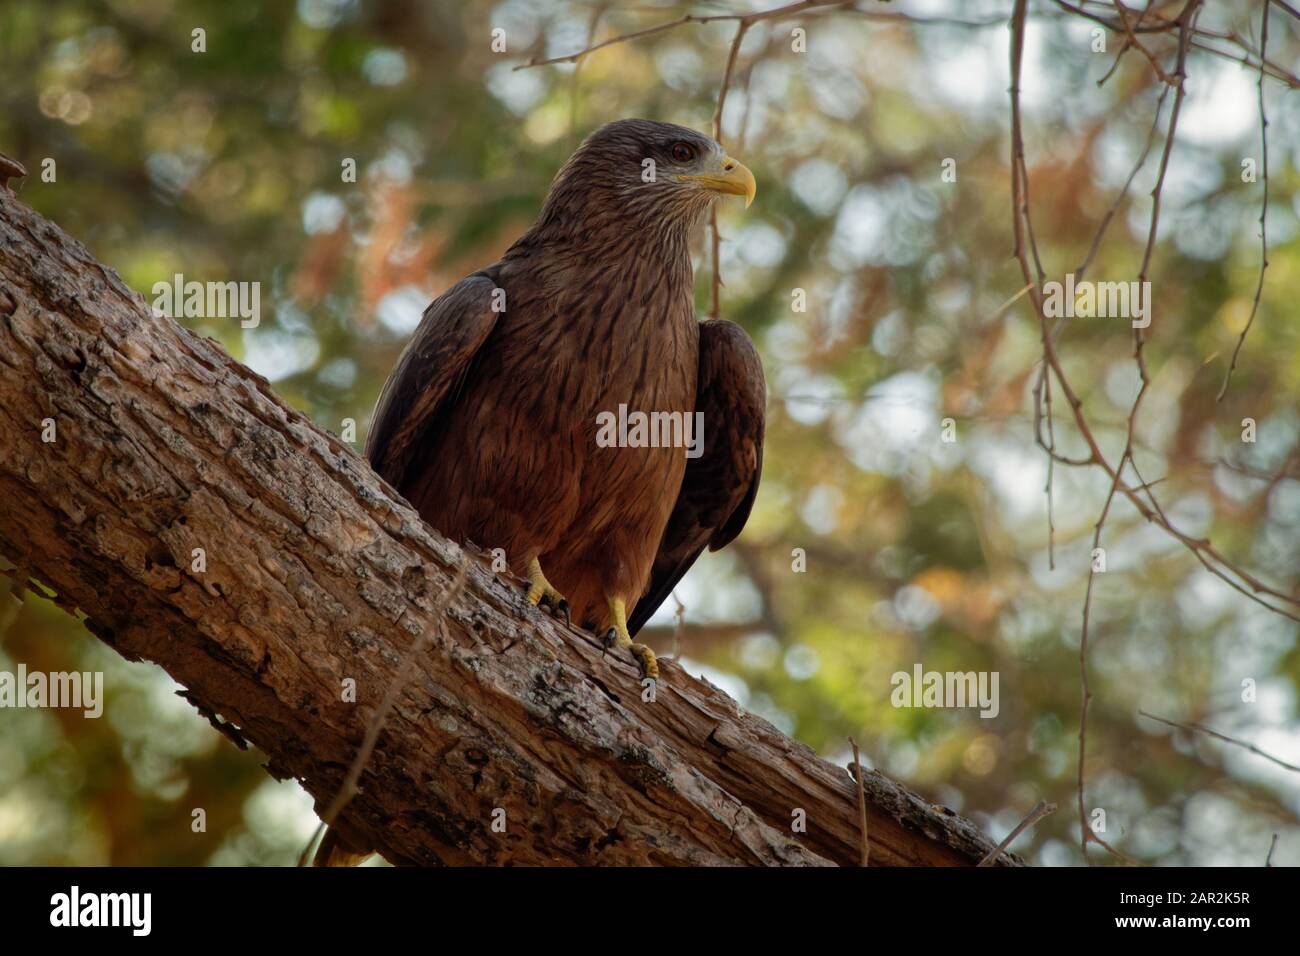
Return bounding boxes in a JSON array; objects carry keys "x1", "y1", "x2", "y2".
[{"x1": 0, "y1": 191, "x2": 1019, "y2": 866}]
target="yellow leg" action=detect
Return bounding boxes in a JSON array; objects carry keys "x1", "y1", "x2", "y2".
[
  {"x1": 604, "y1": 596, "x2": 658, "y2": 681},
  {"x1": 525, "y1": 557, "x2": 569, "y2": 623}
]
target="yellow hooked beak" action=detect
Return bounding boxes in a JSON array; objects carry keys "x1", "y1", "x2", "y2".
[{"x1": 677, "y1": 155, "x2": 757, "y2": 208}]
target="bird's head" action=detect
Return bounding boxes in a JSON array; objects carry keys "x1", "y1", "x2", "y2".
[{"x1": 536, "y1": 119, "x2": 756, "y2": 240}]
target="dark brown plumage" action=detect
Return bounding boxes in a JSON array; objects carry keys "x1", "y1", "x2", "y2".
[
  {"x1": 366, "y1": 118, "x2": 765, "y2": 677},
  {"x1": 314, "y1": 118, "x2": 763, "y2": 867}
]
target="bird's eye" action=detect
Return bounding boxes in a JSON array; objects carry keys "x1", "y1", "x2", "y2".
[{"x1": 670, "y1": 142, "x2": 696, "y2": 163}]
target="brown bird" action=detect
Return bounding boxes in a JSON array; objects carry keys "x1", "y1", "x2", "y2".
[
  {"x1": 315, "y1": 119, "x2": 766, "y2": 866},
  {"x1": 364, "y1": 118, "x2": 765, "y2": 684}
]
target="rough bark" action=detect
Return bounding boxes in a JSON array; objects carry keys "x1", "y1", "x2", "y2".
[{"x1": 0, "y1": 190, "x2": 1019, "y2": 866}]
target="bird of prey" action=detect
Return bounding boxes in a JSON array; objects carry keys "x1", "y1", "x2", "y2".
[{"x1": 366, "y1": 118, "x2": 766, "y2": 682}]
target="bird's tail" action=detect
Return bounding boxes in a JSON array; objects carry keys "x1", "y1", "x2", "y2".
[{"x1": 312, "y1": 826, "x2": 375, "y2": 867}]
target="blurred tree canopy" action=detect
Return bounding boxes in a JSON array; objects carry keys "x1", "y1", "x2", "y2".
[{"x1": 2, "y1": 0, "x2": 1299, "y2": 866}]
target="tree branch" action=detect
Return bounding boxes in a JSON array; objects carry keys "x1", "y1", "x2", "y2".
[{"x1": 0, "y1": 190, "x2": 1014, "y2": 867}]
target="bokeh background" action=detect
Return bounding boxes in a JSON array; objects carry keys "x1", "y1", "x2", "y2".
[{"x1": 2, "y1": 0, "x2": 1299, "y2": 866}]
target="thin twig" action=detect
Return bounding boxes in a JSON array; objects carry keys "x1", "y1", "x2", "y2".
[
  {"x1": 1112, "y1": 1, "x2": 1176, "y2": 84},
  {"x1": 513, "y1": 0, "x2": 850, "y2": 72},
  {"x1": 1273, "y1": 0, "x2": 1300, "y2": 18},
  {"x1": 669, "y1": 591, "x2": 686, "y2": 661},
  {"x1": 1139, "y1": 710, "x2": 1300, "y2": 774},
  {"x1": 977, "y1": 800, "x2": 1057, "y2": 866},
  {"x1": 1218, "y1": 0, "x2": 1270, "y2": 401},
  {"x1": 707, "y1": 20, "x2": 751, "y2": 320},
  {"x1": 849, "y1": 736, "x2": 869, "y2": 866},
  {"x1": 1053, "y1": 0, "x2": 1300, "y2": 87},
  {"x1": 565, "y1": 2, "x2": 610, "y2": 153}
]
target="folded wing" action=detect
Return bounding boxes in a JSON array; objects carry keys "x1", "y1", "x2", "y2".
[
  {"x1": 365, "y1": 271, "x2": 501, "y2": 489},
  {"x1": 627, "y1": 319, "x2": 766, "y2": 635}
]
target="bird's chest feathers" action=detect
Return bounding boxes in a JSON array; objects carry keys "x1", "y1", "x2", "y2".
[
  {"x1": 506, "y1": 263, "x2": 698, "y2": 415},
  {"x1": 594, "y1": 303, "x2": 696, "y2": 406}
]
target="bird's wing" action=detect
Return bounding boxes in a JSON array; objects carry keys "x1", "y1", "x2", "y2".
[
  {"x1": 364, "y1": 270, "x2": 500, "y2": 489},
  {"x1": 627, "y1": 319, "x2": 766, "y2": 635}
]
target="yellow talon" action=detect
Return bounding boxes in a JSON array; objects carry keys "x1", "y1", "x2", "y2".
[
  {"x1": 605, "y1": 596, "x2": 658, "y2": 681},
  {"x1": 526, "y1": 557, "x2": 569, "y2": 623}
]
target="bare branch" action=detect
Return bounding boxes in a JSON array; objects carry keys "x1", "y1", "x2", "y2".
[
  {"x1": 1139, "y1": 710, "x2": 1300, "y2": 774},
  {"x1": 849, "y1": 737, "x2": 870, "y2": 867},
  {"x1": 1218, "y1": 0, "x2": 1271, "y2": 400},
  {"x1": 1112, "y1": 1, "x2": 1177, "y2": 84},
  {"x1": 513, "y1": 0, "x2": 851, "y2": 72},
  {"x1": 978, "y1": 800, "x2": 1057, "y2": 866}
]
